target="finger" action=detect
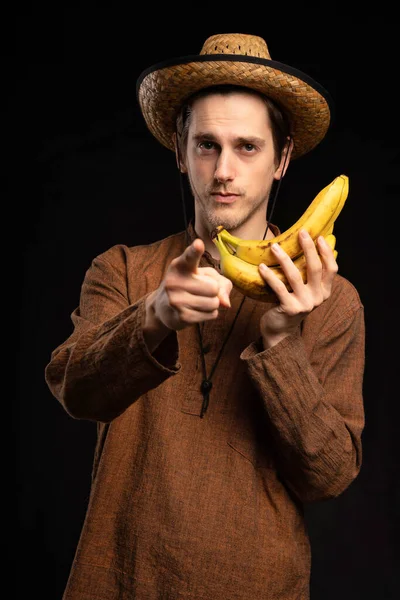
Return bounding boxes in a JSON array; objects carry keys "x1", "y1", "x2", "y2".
[
  {"x1": 182, "y1": 272, "x2": 221, "y2": 297},
  {"x1": 176, "y1": 306, "x2": 220, "y2": 324},
  {"x1": 316, "y1": 235, "x2": 339, "y2": 291},
  {"x1": 268, "y1": 242, "x2": 306, "y2": 294},
  {"x1": 298, "y1": 229, "x2": 323, "y2": 288},
  {"x1": 171, "y1": 290, "x2": 221, "y2": 314},
  {"x1": 317, "y1": 235, "x2": 338, "y2": 269},
  {"x1": 218, "y1": 283, "x2": 232, "y2": 308},
  {"x1": 166, "y1": 269, "x2": 225, "y2": 301},
  {"x1": 259, "y1": 262, "x2": 292, "y2": 298},
  {"x1": 173, "y1": 239, "x2": 205, "y2": 274},
  {"x1": 196, "y1": 267, "x2": 232, "y2": 307},
  {"x1": 192, "y1": 273, "x2": 231, "y2": 307}
]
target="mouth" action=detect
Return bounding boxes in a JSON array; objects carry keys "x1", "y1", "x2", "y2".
[{"x1": 211, "y1": 192, "x2": 239, "y2": 204}]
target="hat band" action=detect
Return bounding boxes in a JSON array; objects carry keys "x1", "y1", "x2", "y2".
[{"x1": 136, "y1": 54, "x2": 332, "y2": 103}]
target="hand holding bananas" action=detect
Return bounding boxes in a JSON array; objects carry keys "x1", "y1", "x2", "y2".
[
  {"x1": 212, "y1": 174, "x2": 348, "y2": 302},
  {"x1": 211, "y1": 174, "x2": 348, "y2": 349},
  {"x1": 258, "y1": 228, "x2": 339, "y2": 348},
  {"x1": 144, "y1": 239, "x2": 232, "y2": 351}
]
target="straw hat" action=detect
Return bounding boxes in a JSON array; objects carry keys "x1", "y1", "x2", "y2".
[{"x1": 136, "y1": 33, "x2": 333, "y2": 160}]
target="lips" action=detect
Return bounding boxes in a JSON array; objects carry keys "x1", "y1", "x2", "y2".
[{"x1": 211, "y1": 192, "x2": 239, "y2": 204}]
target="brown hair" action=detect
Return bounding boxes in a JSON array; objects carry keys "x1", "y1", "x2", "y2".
[{"x1": 175, "y1": 85, "x2": 292, "y2": 166}]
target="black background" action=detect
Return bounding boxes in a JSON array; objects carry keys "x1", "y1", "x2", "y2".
[{"x1": 13, "y1": 5, "x2": 398, "y2": 600}]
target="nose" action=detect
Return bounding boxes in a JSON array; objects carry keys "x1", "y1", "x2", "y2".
[{"x1": 214, "y1": 149, "x2": 235, "y2": 183}]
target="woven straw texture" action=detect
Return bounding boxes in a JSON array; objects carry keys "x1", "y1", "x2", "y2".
[{"x1": 138, "y1": 34, "x2": 331, "y2": 160}]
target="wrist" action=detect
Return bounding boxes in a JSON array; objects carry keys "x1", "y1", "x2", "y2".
[
  {"x1": 143, "y1": 291, "x2": 172, "y2": 353},
  {"x1": 261, "y1": 331, "x2": 290, "y2": 350}
]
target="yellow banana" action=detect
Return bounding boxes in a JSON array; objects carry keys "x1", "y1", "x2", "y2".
[
  {"x1": 213, "y1": 231, "x2": 337, "y2": 302},
  {"x1": 213, "y1": 174, "x2": 348, "y2": 266}
]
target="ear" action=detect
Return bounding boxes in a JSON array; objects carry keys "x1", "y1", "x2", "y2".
[
  {"x1": 273, "y1": 136, "x2": 294, "y2": 180},
  {"x1": 173, "y1": 132, "x2": 188, "y2": 173}
]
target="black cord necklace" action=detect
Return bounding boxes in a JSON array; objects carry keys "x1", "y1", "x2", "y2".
[{"x1": 197, "y1": 295, "x2": 246, "y2": 417}]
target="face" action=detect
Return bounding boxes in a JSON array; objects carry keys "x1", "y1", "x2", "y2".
[{"x1": 180, "y1": 91, "x2": 287, "y2": 237}]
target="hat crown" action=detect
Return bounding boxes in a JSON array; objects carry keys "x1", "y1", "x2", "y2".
[
  {"x1": 138, "y1": 32, "x2": 332, "y2": 160},
  {"x1": 199, "y1": 33, "x2": 271, "y2": 60}
]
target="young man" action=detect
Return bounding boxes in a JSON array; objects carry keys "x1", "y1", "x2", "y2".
[{"x1": 45, "y1": 33, "x2": 365, "y2": 599}]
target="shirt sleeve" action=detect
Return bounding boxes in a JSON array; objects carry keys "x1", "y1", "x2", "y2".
[
  {"x1": 44, "y1": 247, "x2": 181, "y2": 422},
  {"x1": 240, "y1": 287, "x2": 365, "y2": 503}
]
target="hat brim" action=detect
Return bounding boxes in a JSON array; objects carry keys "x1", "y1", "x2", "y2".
[{"x1": 136, "y1": 54, "x2": 334, "y2": 160}]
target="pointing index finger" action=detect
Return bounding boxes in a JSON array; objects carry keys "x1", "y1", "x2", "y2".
[{"x1": 176, "y1": 238, "x2": 205, "y2": 274}]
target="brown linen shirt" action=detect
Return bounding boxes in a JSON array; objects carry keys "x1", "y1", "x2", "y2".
[{"x1": 45, "y1": 225, "x2": 365, "y2": 600}]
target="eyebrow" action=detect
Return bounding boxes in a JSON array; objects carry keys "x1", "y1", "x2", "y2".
[{"x1": 192, "y1": 132, "x2": 266, "y2": 147}]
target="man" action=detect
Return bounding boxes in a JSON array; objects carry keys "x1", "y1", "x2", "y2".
[{"x1": 45, "y1": 33, "x2": 365, "y2": 599}]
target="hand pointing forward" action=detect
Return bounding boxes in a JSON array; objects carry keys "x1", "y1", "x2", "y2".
[{"x1": 144, "y1": 239, "x2": 233, "y2": 350}]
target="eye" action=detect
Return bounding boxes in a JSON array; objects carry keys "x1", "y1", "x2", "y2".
[
  {"x1": 243, "y1": 143, "x2": 256, "y2": 152},
  {"x1": 199, "y1": 141, "x2": 216, "y2": 151}
]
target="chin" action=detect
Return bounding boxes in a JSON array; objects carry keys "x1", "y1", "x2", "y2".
[{"x1": 207, "y1": 214, "x2": 244, "y2": 233}]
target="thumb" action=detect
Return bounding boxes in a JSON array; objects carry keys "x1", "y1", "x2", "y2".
[
  {"x1": 218, "y1": 279, "x2": 233, "y2": 308},
  {"x1": 175, "y1": 238, "x2": 205, "y2": 274}
]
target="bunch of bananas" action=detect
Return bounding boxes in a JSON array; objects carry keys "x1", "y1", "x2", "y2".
[{"x1": 211, "y1": 174, "x2": 349, "y2": 302}]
